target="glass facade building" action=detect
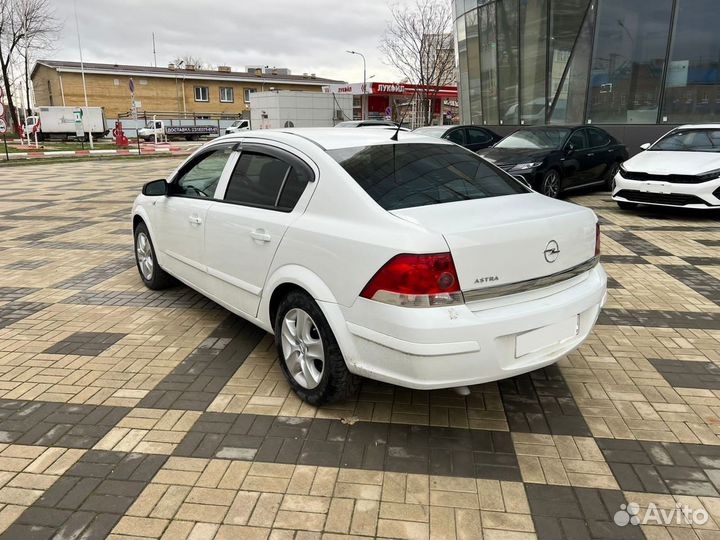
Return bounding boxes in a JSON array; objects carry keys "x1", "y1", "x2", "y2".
[{"x1": 454, "y1": 0, "x2": 720, "y2": 139}]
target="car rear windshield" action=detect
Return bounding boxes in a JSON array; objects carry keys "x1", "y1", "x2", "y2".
[
  {"x1": 651, "y1": 129, "x2": 720, "y2": 152},
  {"x1": 327, "y1": 143, "x2": 528, "y2": 211}
]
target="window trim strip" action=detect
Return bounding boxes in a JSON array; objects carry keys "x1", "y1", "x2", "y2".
[{"x1": 463, "y1": 256, "x2": 599, "y2": 302}]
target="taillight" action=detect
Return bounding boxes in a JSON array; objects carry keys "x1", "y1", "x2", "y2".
[
  {"x1": 595, "y1": 223, "x2": 601, "y2": 257},
  {"x1": 360, "y1": 252, "x2": 464, "y2": 308}
]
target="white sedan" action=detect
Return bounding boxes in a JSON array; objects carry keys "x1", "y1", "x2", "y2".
[
  {"x1": 613, "y1": 124, "x2": 720, "y2": 210},
  {"x1": 132, "y1": 128, "x2": 607, "y2": 404}
]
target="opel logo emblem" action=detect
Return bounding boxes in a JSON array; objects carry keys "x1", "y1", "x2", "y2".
[{"x1": 544, "y1": 240, "x2": 560, "y2": 263}]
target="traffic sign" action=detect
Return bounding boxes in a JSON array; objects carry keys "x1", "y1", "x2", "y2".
[
  {"x1": 0, "y1": 119, "x2": 6, "y2": 134},
  {"x1": 128, "y1": 78, "x2": 135, "y2": 94}
]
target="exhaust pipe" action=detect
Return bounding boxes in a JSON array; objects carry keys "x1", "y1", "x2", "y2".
[{"x1": 454, "y1": 386, "x2": 471, "y2": 396}]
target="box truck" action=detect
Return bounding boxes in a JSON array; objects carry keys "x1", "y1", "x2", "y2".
[{"x1": 25, "y1": 106, "x2": 108, "y2": 141}]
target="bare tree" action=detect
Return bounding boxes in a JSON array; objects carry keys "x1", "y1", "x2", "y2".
[
  {"x1": 0, "y1": 0, "x2": 58, "y2": 130},
  {"x1": 171, "y1": 55, "x2": 210, "y2": 70},
  {"x1": 379, "y1": 0, "x2": 455, "y2": 126}
]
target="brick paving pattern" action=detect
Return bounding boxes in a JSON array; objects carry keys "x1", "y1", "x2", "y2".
[{"x1": 0, "y1": 159, "x2": 719, "y2": 538}]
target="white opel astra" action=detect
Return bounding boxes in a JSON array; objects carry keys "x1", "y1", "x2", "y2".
[
  {"x1": 132, "y1": 129, "x2": 607, "y2": 404},
  {"x1": 613, "y1": 124, "x2": 720, "y2": 210}
]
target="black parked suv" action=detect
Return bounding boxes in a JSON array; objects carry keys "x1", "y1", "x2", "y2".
[
  {"x1": 413, "y1": 125, "x2": 502, "y2": 152},
  {"x1": 478, "y1": 126, "x2": 628, "y2": 198}
]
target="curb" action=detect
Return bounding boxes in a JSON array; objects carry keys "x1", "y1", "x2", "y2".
[{"x1": 4, "y1": 146, "x2": 189, "y2": 160}]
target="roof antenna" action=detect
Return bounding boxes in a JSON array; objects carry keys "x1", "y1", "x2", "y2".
[{"x1": 390, "y1": 84, "x2": 420, "y2": 141}]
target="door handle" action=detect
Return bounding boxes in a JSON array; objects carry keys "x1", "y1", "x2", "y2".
[
  {"x1": 587, "y1": 153, "x2": 594, "y2": 157},
  {"x1": 188, "y1": 216, "x2": 202, "y2": 225},
  {"x1": 250, "y1": 229, "x2": 271, "y2": 242}
]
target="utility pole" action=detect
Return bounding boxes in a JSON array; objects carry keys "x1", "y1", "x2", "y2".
[
  {"x1": 152, "y1": 33, "x2": 157, "y2": 67},
  {"x1": 73, "y1": 0, "x2": 93, "y2": 149},
  {"x1": 346, "y1": 50, "x2": 366, "y2": 120}
]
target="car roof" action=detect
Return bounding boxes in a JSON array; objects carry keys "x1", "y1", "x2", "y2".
[
  {"x1": 227, "y1": 127, "x2": 448, "y2": 150},
  {"x1": 674, "y1": 124, "x2": 720, "y2": 130}
]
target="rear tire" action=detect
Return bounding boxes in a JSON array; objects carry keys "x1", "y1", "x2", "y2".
[
  {"x1": 605, "y1": 162, "x2": 621, "y2": 191},
  {"x1": 616, "y1": 201, "x2": 639, "y2": 210},
  {"x1": 134, "y1": 223, "x2": 174, "y2": 290},
  {"x1": 540, "y1": 169, "x2": 562, "y2": 198},
  {"x1": 275, "y1": 290, "x2": 359, "y2": 405}
]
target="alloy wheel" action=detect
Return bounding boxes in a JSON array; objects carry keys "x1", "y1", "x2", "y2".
[
  {"x1": 280, "y1": 308, "x2": 325, "y2": 389},
  {"x1": 136, "y1": 232, "x2": 154, "y2": 280},
  {"x1": 543, "y1": 171, "x2": 560, "y2": 198}
]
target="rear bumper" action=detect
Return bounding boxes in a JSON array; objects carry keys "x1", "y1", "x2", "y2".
[
  {"x1": 321, "y1": 264, "x2": 607, "y2": 390},
  {"x1": 612, "y1": 174, "x2": 720, "y2": 208}
]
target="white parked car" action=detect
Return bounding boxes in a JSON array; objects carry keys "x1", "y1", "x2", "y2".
[
  {"x1": 132, "y1": 129, "x2": 607, "y2": 404},
  {"x1": 613, "y1": 124, "x2": 720, "y2": 210}
]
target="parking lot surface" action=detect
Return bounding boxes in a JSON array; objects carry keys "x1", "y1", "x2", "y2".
[{"x1": 0, "y1": 159, "x2": 719, "y2": 539}]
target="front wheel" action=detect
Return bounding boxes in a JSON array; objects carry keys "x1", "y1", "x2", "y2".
[
  {"x1": 616, "y1": 201, "x2": 639, "y2": 210},
  {"x1": 134, "y1": 223, "x2": 174, "y2": 290},
  {"x1": 540, "y1": 169, "x2": 562, "y2": 198},
  {"x1": 275, "y1": 290, "x2": 358, "y2": 405}
]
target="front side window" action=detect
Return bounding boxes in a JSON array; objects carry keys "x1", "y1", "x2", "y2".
[
  {"x1": 567, "y1": 130, "x2": 588, "y2": 150},
  {"x1": 446, "y1": 129, "x2": 466, "y2": 144},
  {"x1": 220, "y1": 87, "x2": 234, "y2": 103},
  {"x1": 194, "y1": 86, "x2": 209, "y2": 102},
  {"x1": 651, "y1": 130, "x2": 720, "y2": 152},
  {"x1": 495, "y1": 128, "x2": 570, "y2": 150},
  {"x1": 466, "y1": 128, "x2": 491, "y2": 144},
  {"x1": 328, "y1": 143, "x2": 528, "y2": 211},
  {"x1": 224, "y1": 152, "x2": 310, "y2": 210},
  {"x1": 174, "y1": 147, "x2": 233, "y2": 198}
]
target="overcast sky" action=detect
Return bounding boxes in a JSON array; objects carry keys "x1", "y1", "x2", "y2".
[{"x1": 49, "y1": 0, "x2": 403, "y2": 83}]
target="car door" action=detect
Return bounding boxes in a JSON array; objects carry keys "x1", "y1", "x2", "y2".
[
  {"x1": 464, "y1": 127, "x2": 494, "y2": 151},
  {"x1": 585, "y1": 127, "x2": 615, "y2": 182},
  {"x1": 203, "y1": 144, "x2": 314, "y2": 318},
  {"x1": 152, "y1": 145, "x2": 235, "y2": 289},
  {"x1": 443, "y1": 128, "x2": 466, "y2": 147},
  {"x1": 562, "y1": 129, "x2": 591, "y2": 188}
]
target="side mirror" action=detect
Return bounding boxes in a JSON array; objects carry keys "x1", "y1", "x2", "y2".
[
  {"x1": 513, "y1": 175, "x2": 532, "y2": 189},
  {"x1": 142, "y1": 179, "x2": 168, "y2": 196},
  {"x1": 640, "y1": 143, "x2": 651, "y2": 150},
  {"x1": 565, "y1": 143, "x2": 576, "y2": 155}
]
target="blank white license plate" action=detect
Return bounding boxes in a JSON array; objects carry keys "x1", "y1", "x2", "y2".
[{"x1": 515, "y1": 315, "x2": 579, "y2": 358}]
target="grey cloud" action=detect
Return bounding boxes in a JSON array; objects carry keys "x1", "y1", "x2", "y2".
[{"x1": 48, "y1": 0, "x2": 402, "y2": 82}]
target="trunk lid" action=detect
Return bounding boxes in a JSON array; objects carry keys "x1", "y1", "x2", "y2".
[{"x1": 390, "y1": 193, "x2": 597, "y2": 292}]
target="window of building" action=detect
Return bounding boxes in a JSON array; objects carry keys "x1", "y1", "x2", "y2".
[
  {"x1": 455, "y1": 16, "x2": 472, "y2": 123},
  {"x1": 549, "y1": 1, "x2": 596, "y2": 125},
  {"x1": 244, "y1": 88, "x2": 257, "y2": 103},
  {"x1": 497, "y1": 0, "x2": 520, "y2": 125},
  {"x1": 479, "y1": 3, "x2": 499, "y2": 125},
  {"x1": 194, "y1": 86, "x2": 210, "y2": 102},
  {"x1": 661, "y1": 0, "x2": 720, "y2": 124},
  {"x1": 587, "y1": 0, "x2": 673, "y2": 124},
  {"x1": 465, "y1": 8, "x2": 482, "y2": 124},
  {"x1": 519, "y1": 0, "x2": 548, "y2": 125},
  {"x1": 220, "y1": 87, "x2": 234, "y2": 103}
]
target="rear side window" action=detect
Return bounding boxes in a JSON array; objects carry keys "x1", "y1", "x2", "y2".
[
  {"x1": 224, "y1": 152, "x2": 310, "y2": 210},
  {"x1": 588, "y1": 128, "x2": 610, "y2": 148},
  {"x1": 328, "y1": 143, "x2": 528, "y2": 211},
  {"x1": 466, "y1": 128, "x2": 492, "y2": 144}
]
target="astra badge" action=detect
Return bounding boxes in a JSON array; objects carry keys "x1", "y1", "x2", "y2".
[{"x1": 474, "y1": 276, "x2": 499, "y2": 284}]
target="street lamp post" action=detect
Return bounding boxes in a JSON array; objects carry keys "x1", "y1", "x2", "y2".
[{"x1": 346, "y1": 50, "x2": 366, "y2": 120}]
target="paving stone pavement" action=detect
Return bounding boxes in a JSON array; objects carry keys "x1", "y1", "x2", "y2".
[{"x1": 0, "y1": 160, "x2": 720, "y2": 539}]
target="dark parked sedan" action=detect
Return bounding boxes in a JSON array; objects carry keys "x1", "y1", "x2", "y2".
[
  {"x1": 478, "y1": 126, "x2": 628, "y2": 198},
  {"x1": 413, "y1": 125, "x2": 502, "y2": 152}
]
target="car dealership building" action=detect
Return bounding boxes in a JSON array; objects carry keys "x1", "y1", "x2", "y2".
[{"x1": 452, "y1": 0, "x2": 720, "y2": 148}]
